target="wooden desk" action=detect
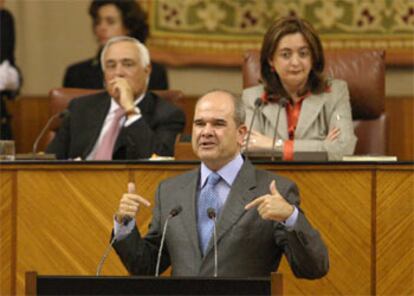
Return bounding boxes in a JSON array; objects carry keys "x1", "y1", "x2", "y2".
[{"x1": 0, "y1": 161, "x2": 413, "y2": 295}]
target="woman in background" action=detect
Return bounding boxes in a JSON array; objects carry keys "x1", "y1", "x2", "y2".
[
  {"x1": 242, "y1": 16, "x2": 356, "y2": 160},
  {"x1": 63, "y1": 0, "x2": 168, "y2": 90},
  {"x1": 0, "y1": 0, "x2": 21, "y2": 139}
]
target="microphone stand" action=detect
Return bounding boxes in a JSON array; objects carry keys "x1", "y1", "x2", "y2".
[
  {"x1": 31, "y1": 110, "x2": 69, "y2": 158},
  {"x1": 271, "y1": 98, "x2": 288, "y2": 161},
  {"x1": 155, "y1": 206, "x2": 182, "y2": 276},
  {"x1": 96, "y1": 235, "x2": 117, "y2": 276},
  {"x1": 155, "y1": 216, "x2": 172, "y2": 277},
  {"x1": 207, "y1": 208, "x2": 218, "y2": 277},
  {"x1": 245, "y1": 98, "x2": 263, "y2": 157}
]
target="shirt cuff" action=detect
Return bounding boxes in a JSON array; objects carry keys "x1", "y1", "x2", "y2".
[
  {"x1": 282, "y1": 206, "x2": 298, "y2": 230},
  {"x1": 124, "y1": 107, "x2": 142, "y2": 126},
  {"x1": 113, "y1": 216, "x2": 135, "y2": 241}
]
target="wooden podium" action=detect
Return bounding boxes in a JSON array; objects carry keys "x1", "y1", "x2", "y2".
[
  {"x1": 2, "y1": 162, "x2": 412, "y2": 295},
  {"x1": 25, "y1": 271, "x2": 282, "y2": 296}
]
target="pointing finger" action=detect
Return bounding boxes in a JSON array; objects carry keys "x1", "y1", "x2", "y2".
[
  {"x1": 126, "y1": 182, "x2": 151, "y2": 207},
  {"x1": 245, "y1": 196, "x2": 265, "y2": 210},
  {"x1": 135, "y1": 195, "x2": 151, "y2": 207},
  {"x1": 122, "y1": 193, "x2": 151, "y2": 207}
]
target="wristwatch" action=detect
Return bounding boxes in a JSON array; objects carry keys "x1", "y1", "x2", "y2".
[{"x1": 274, "y1": 139, "x2": 284, "y2": 151}]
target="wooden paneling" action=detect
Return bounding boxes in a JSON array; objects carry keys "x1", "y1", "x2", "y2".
[
  {"x1": 6, "y1": 96, "x2": 50, "y2": 154},
  {"x1": 377, "y1": 168, "x2": 414, "y2": 295},
  {"x1": 15, "y1": 169, "x2": 131, "y2": 291},
  {"x1": 13, "y1": 164, "x2": 194, "y2": 294},
  {"x1": 0, "y1": 170, "x2": 15, "y2": 296},
  {"x1": 0, "y1": 163, "x2": 412, "y2": 295},
  {"x1": 385, "y1": 97, "x2": 414, "y2": 161},
  {"x1": 274, "y1": 170, "x2": 372, "y2": 295}
]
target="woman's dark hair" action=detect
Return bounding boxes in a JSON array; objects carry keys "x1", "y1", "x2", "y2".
[
  {"x1": 260, "y1": 16, "x2": 327, "y2": 99},
  {"x1": 89, "y1": 0, "x2": 149, "y2": 43}
]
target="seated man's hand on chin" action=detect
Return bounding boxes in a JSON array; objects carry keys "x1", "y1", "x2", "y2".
[{"x1": 107, "y1": 77, "x2": 136, "y2": 112}]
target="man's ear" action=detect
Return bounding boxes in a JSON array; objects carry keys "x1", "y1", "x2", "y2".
[
  {"x1": 144, "y1": 63, "x2": 152, "y2": 76},
  {"x1": 237, "y1": 124, "x2": 248, "y2": 145}
]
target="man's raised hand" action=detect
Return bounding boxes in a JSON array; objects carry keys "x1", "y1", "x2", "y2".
[
  {"x1": 115, "y1": 182, "x2": 151, "y2": 224},
  {"x1": 245, "y1": 180, "x2": 294, "y2": 222}
]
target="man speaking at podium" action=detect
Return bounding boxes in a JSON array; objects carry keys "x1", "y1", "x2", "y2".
[{"x1": 112, "y1": 90, "x2": 329, "y2": 278}]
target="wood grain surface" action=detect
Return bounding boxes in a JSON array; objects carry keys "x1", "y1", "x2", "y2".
[
  {"x1": 0, "y1": 171, "x2": 14, "y2": 296},
  {"x1": 377, "y1": 168, "x2": 414, "y2": 295},
  {"x1": 0, "y1": 162, "x2": 413, "y2": 295}
]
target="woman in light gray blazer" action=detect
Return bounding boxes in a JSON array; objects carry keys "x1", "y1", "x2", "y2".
[{"x1": 242, "y1": 17, "x2": 356, "y2": 161}]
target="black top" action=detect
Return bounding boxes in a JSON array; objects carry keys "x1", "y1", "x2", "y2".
[
  {"x1": 0, "y1": 9, "x2": 15, "y2": 64},
  {"x1": 0, "y1": 9, "x2": 19, "y2": 140}
]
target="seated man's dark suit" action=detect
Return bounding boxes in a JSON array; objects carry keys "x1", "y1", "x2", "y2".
[
  {"x1": 113, "y1": 159, "x2": 329, "y2": 278},
  {"x1": 46, "y1": 91, "x2": 185, "y2": 160}
]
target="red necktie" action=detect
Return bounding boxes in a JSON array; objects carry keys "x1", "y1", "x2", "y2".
[{"x1": 94, "y1": 108, "x2": 125, "y2": 160}]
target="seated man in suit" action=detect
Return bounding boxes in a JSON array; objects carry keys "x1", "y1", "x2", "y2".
[
  {"x1": 47, "y1": 36, "x2": 185, "y2": 160},
  {"x1": 111, "y1": 90, "x2": 329, "y2": 278}
]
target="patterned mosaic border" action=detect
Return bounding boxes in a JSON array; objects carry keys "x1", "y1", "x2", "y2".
[{"x1": 145, "y1": 0, "x2": 414, "y2": 66}]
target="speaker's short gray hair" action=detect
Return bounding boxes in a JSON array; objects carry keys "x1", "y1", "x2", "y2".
[{"x1": 197, "y1": 89, "x2": 246, "y2": 126}]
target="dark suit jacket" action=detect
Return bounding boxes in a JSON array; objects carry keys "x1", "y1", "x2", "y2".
[
  {"x1": 113, "y1": 159, "x2": 329, "y2": 278},
  {"x1": 63, "y1": 54, "x2": 168, "y2": 90},
  {"x1": 46, "y1": 91, "x2": 185, "y2": 160},
  {"x1": 1, "y1": 9, "x2": 20, "y2": 139}
]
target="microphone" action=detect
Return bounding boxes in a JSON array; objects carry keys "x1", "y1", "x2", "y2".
[
  {"x1": 271, "y1": 98, "x2": 288, "y2": 161},
  {"x1": 207, "y1": 207, "x2": 218, "y2": 277},
  {"x1": 155, "y1": 205, "x2": 183, "y2": 276},
  {"x1": 32, "y1": 110, "x2": 69, "y2": 156},
  {"x1": 245, "y1": 97, "x2": 264, "y2": 156}
]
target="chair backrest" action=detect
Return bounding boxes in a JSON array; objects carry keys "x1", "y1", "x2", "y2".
[
  {"x1": 45, "y1": 88, "x2": 188, "y2": 146},
  {"x1": 242, "y1": 49, "x2": 387, "y2": 155}
]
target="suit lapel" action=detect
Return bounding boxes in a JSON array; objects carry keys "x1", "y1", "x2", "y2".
[
  {"x1": 278, "y1": 108, "x2": 288, "y2": 139},
  {"x1": 203, "y1": 160, "x2": 258, "y2": 256},
  {"x1": 260, "y1": 103, "x2": 289, "y2": 139},
  {"x1": 179, "y1": 168, "x2": 203, "y2": 259},
  {"x1": 82, "y1": 92, "x2": 111, "y2": 159},
  {"x1": 137, "y1": 92, "x2": 155, "y2": 120},
  {"x1": 295, "y1": 94, "x2": 325, "y2": 138}
]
